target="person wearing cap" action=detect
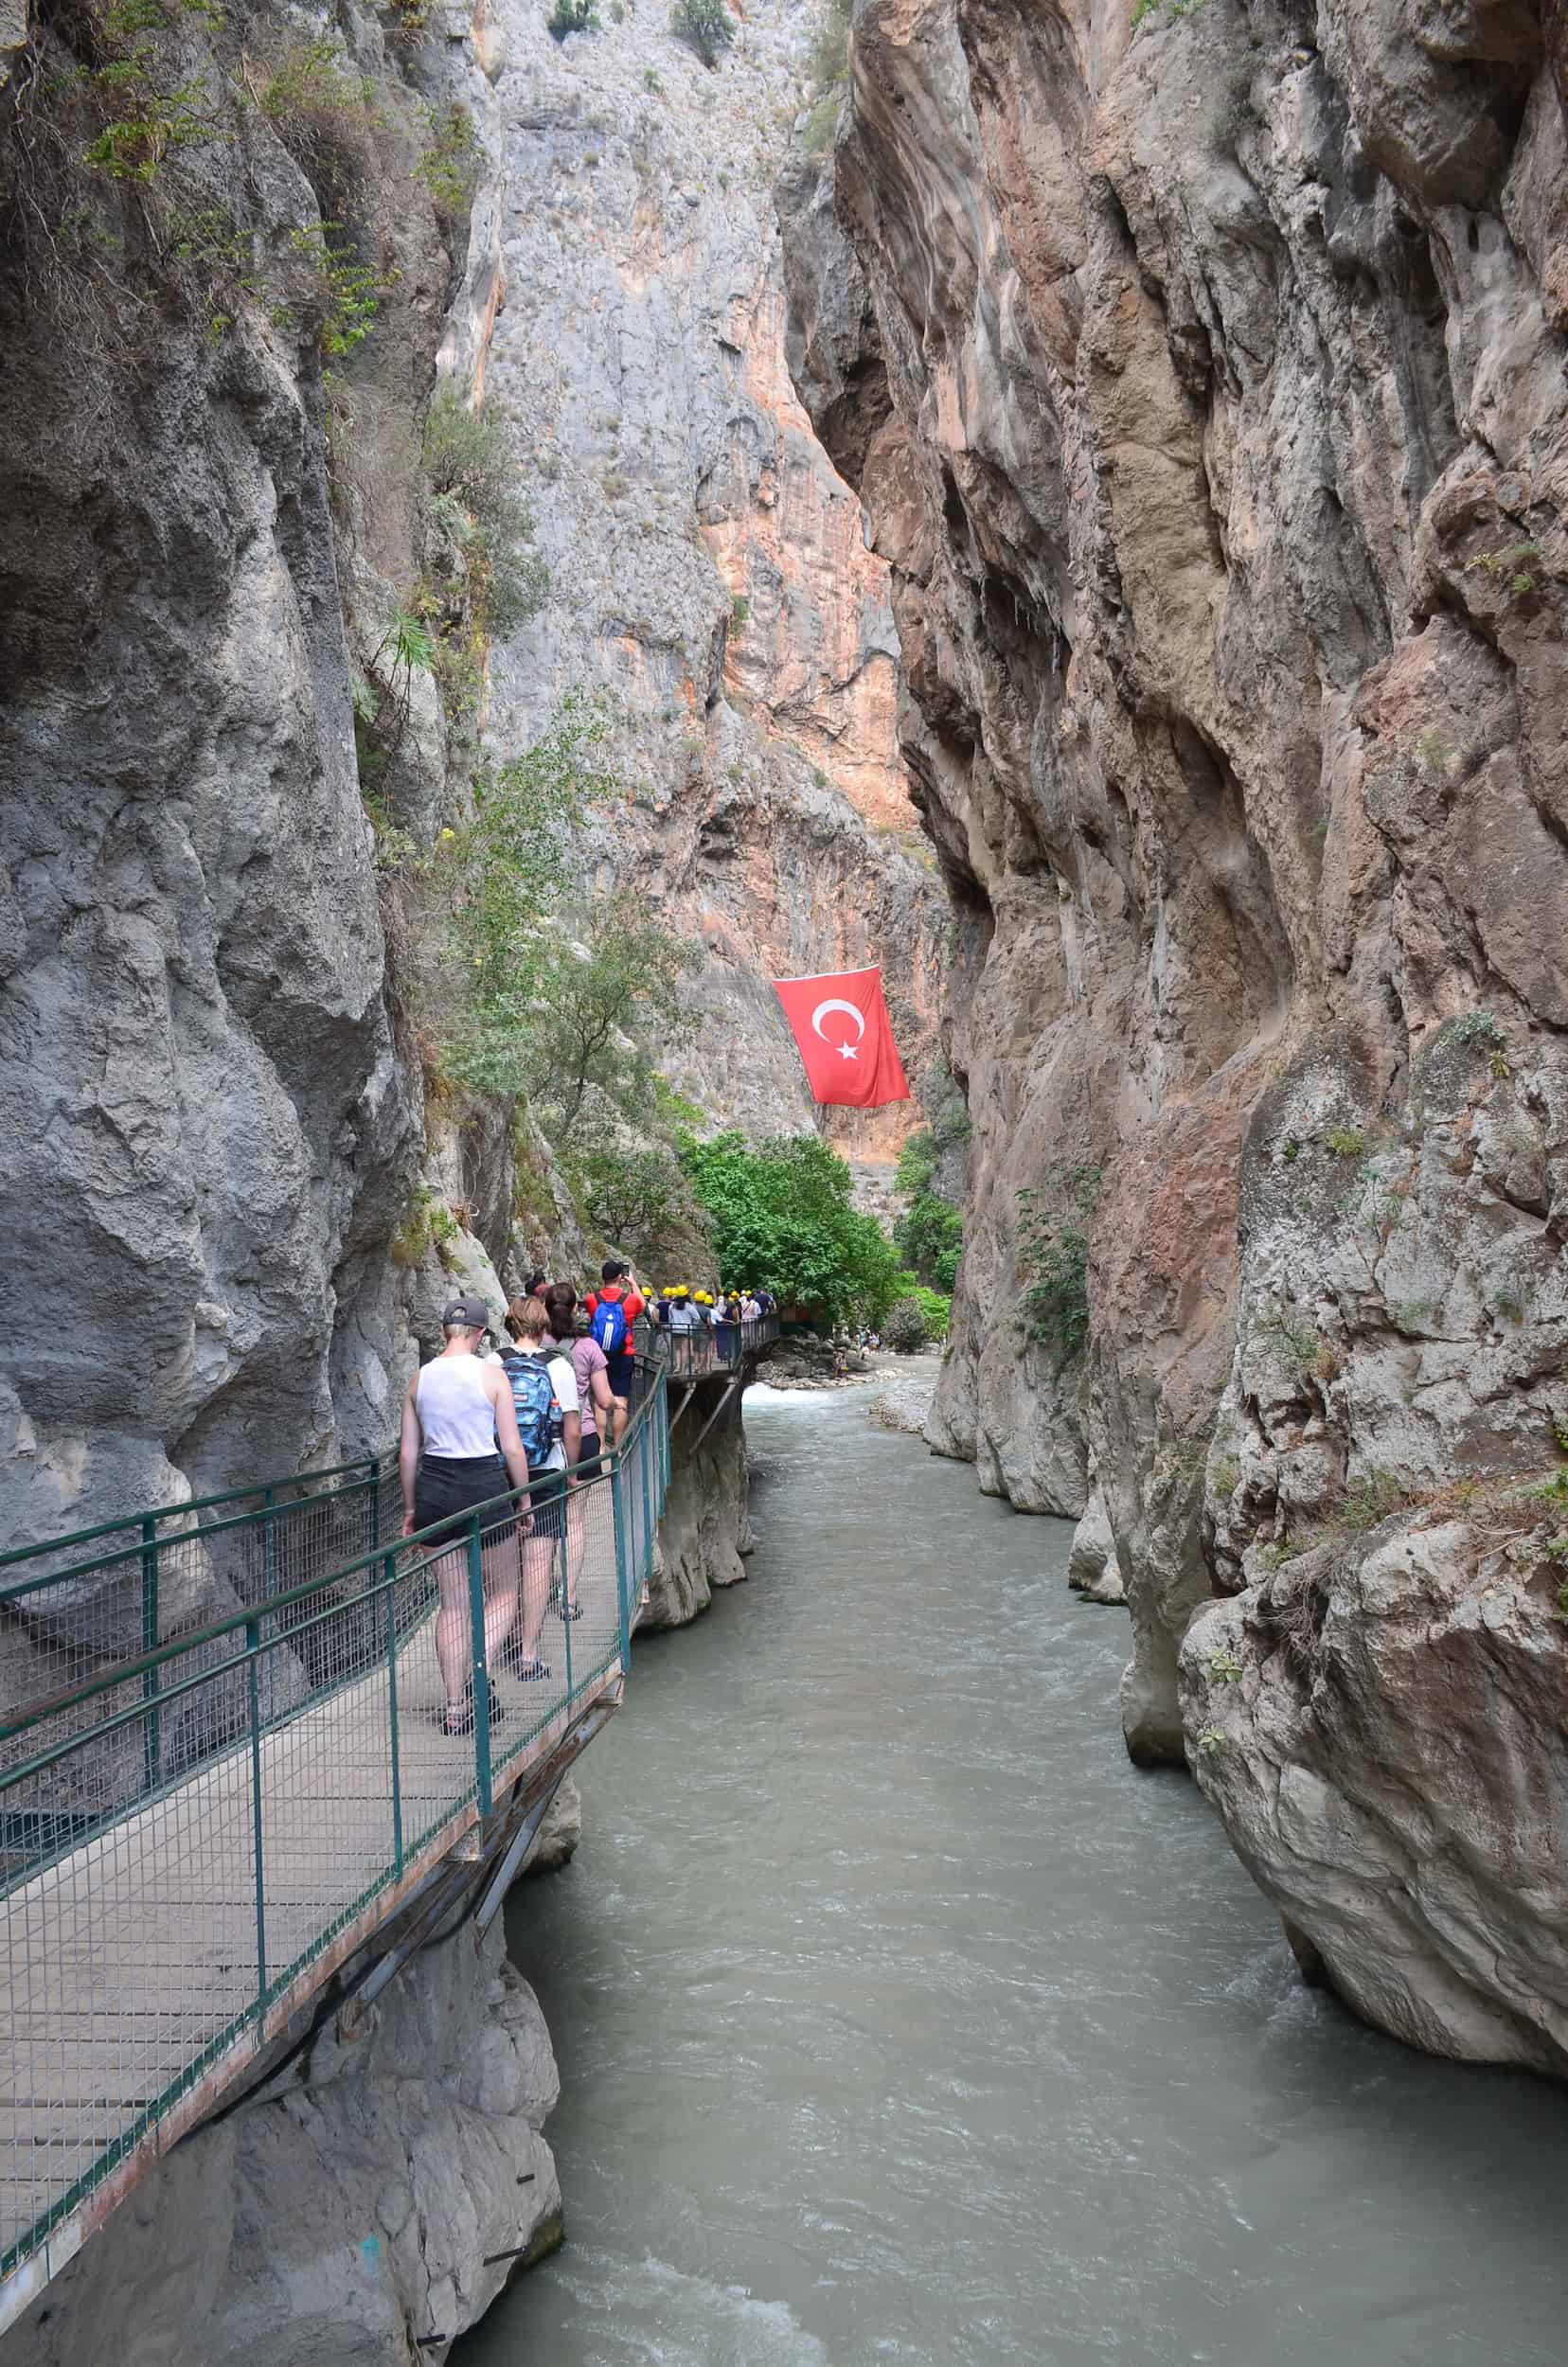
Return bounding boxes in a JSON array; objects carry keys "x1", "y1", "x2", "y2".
[{"x1": 400, "y1": 1293, "x2": 530, "y2": 1738}]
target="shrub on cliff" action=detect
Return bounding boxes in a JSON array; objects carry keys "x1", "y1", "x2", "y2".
[
  {"x1": 414, "y1": 383, "x2": 547, "y2": 722},
  {"x1": 256, "y1": 35, "x2": 381, "y2": 212},
  {"x1": 669, "y1": 0, "x2": 734, "y2": 67},
  {"x1": 1016, "y1": 1162, "x2": 1100, "y2": 1371},
  {"x1": 547, "y1": 0, "x2": 601, "y2": 36}
]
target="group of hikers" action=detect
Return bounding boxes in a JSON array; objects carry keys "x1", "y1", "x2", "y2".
[{"x1": 398, "y1": 1259, "x2": 775, "y2": 1738}]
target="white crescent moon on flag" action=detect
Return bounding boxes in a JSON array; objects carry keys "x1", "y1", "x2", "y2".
[{"x1": 811, "y1": 997, "x2": 866, "y2": 1041}]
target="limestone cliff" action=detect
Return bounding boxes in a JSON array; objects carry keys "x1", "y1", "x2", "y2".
[
  {"x1": 450, "y1": 0, "x2": 950, "y2": 1163},
  {"x1": 782, "y1": 0, "x2": 1568, "y2": 2067}
]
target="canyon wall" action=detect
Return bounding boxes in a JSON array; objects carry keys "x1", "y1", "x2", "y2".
[
  {"x1": 451, "y1": 0, "x2": 949, "y2": 1162},
  {"x1": 782, "y1": 0, "x2": 1568, "y2": 2067}
]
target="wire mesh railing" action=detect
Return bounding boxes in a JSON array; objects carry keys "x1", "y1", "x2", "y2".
[{"x1": 0, "y1": 1361, "x2": 668, "y2": 2292}]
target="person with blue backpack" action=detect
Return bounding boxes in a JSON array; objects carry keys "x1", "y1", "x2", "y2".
[
  {"x1": 583, "y1": 1259, "x2": 644, "y2": 1442},
  {"x1": 497, "y1": 1295, "x2": 581, "y2": 1680}
]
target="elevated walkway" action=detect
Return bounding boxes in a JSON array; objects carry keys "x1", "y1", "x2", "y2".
[{"x1": 0, "y1": 1316, "x2": 777, "y2": 2335}]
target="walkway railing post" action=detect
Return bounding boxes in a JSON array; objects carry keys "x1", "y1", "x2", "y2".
[
  {"x1": 246, "y1": 1614, "x2": 267, "y2": 2019},
  {"x1": 364, "y1": 1452, "x2": 381, "y2": 1556},
  {"x1": 383, "y1": 1552, "x2": 403, "y2": 1876},
  {"x1": 465, "y1": 1514, "x2": 492, "y2": 1818},
  {"x1": 561, "y1": 1487, "x2": 574, "y2": 1699},
  {"x1": 611, "y1": 1447, "x2": 632, "y2": 1668},
  {"x1": 140, "y1": 1515, "x2": 161, "y2": 1796}
]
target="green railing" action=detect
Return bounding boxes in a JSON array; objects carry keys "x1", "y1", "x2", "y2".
[{"x1": 0, "y1": 1358, "x2": 671, "y2": 2297}]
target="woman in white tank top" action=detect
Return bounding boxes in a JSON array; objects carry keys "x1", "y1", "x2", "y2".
[
  {"x1": 399, "y1": 1293, "x2": 533, "y2": 1736},
  {"x1": 414, "y1": 1353, "x2": 500, "y2": 1458}
]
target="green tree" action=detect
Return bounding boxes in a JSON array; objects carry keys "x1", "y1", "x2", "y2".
[
  {"x1": 682, "y1": 1133, "x2": 901, "y2": 1323},
  {"x1": 670, "y1": 0, "x2": 735, "y2": 65},
  {"x1": 893, "y1": 1128, "x2": 964, "y2": 1291},
  {"x1": 572, "y1": 1139, "x2": 682, "y2": 1251},
  {"x1": 444, "y1": 695, "x2": 607, "y2": 980},
  {"x1": 517, "y1": 912, "x2": 696, "y2": 1132}
]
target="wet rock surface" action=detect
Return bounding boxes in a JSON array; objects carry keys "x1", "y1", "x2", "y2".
[{"x1": 780, "y1": 0, "x2": 1568, "y2": 2059}]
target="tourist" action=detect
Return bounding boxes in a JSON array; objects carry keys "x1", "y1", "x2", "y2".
[
  {"x1": 741, "y1": 1290, "x2": 762, "y2": 1322},
  {"x1": 525, "y1": 1269, "x2": 547, "y2": 1302},
  {"x1": 399, "y1": 1292, "x2": 530, "y2": 1739},
  {"x1": 499, "y1": 1296, "x2": 581, "y2": 1674},
  {"x1": 584, "y1": 1258, "x2": 645, "y2": 1434},
  {"x1": 543, "y1": 1281, "x2": 616, "y2": 1617}
]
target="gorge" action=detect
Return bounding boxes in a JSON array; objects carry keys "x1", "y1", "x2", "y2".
[{"x1": 4, "y1": 0, "x2": 1568, "y2": 2352}]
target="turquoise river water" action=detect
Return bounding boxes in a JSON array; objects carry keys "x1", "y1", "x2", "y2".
[{"x1": 459, "y1": 1379, "x2": 1567, "y2": 2366}]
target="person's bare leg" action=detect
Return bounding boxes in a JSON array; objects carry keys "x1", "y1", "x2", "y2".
[
  {"x1": 481, "y1": 1531, "x2": 519, "y2": 1664},
  {"x1": 435, "y1": 1547, "x2": 472, "y2": 1710},
  {"x1": 610, "y1": 1394, "x2": 629, "y2": 1446},
  {"x1": 516, "y1": 1530, "x2": 553, "y2": 1665},
  {"x1": 564, "y1": 1486, "x2": 586, "y2": 1612}
]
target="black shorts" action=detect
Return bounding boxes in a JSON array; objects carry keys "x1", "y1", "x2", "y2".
[
  {"x1": 604, "y1": 1348, "x2": 633, "y2": 1398},
  {"x1": 526, "y1": 1465, "x2": 570, "y2": 1539},
  {"x1": 413, "y1": 1454, "x2": 515, "y2": 1549}
]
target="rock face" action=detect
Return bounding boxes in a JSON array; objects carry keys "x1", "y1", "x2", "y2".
[
  {"x1": 8, "y1": 1917, "x2": 562, "y2": 2365},
  {"x1": 781, "y1": 0, "x2": 1568, "y2": 2061},
  {"x1": 643, "y1": 1395, "x2": 753, "y2": 1627},
  {"x1": 456, "y1": 0, "x2": 950, "y2": 1164}
]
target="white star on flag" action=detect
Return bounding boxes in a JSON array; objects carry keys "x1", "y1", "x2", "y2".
[{"x1": 838, "y1": 1041, "x2": 859, "y2": 1059}]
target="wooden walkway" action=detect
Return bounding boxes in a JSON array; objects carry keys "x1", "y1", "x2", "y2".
[{"x1": 0, "y1": 1493, "x2": 628, "y2": 2323}]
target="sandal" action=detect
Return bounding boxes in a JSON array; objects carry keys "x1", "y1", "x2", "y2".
[{"x1": 560, "y1": 1600, "x2": 583, "y2": 1622}]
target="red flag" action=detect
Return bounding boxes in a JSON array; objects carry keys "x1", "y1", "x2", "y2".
[{"x1": 773, "y1": 965, "x2": 911, "y2": 1109}]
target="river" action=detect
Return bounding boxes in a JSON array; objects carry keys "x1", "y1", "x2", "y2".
[{"x1": 462, "y1": 1379, "x2": 1567, "y2": 2366}]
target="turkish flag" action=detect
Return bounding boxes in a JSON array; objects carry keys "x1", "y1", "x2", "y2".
[{"x1": 773, "y1": 966, "x2": 912, "y2": 1108}]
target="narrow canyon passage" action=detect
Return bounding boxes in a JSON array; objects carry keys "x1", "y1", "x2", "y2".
[{"x1": 468, "y1": 1388, "x2": 1567, "y2": 2367}]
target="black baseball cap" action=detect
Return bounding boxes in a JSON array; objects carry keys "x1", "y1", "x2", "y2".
[{"x1": 441, "y1": 1293, "x2": 490, "y2": 1330}]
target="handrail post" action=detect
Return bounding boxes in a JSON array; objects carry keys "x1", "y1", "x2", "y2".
[
  {"x1": 465, "y1": 1514, "x2": 492, "y2": 1818},
  {"x1": 561, "y1": 1486, "x2": 574, "y2": 1700},
  {"x1": 383, "y1": 1552, "x2": 403, "y2": 1875},
  {"x1": 610, "y1": 1447, "x2": 632, "y2": 1667},
  {"x1": 365, "y1": 1452, "x2": 381, "y2": 1555},
  {"x1": 247, "y1": 1614, "x2": 267, "y2": 2019},
  {"x1": 261, "y1": 1485, "x2": 277, "y2": 1603},
  {"x1": 140, "y1": 1516, "x2": 161, "y2": 1795}
]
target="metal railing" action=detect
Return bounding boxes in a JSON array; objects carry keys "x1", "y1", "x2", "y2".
[
  {"x1": 0, "y1": 1360, "x2": 670, "y2": 2298},
  {"x1": 0, "y1": 1456, "x2": 397, "y2": 1837},
  {"x1": 651, "y1": 1310, "x2": 779, "y2": 1381}
]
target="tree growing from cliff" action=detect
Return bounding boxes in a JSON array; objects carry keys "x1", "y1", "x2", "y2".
[
  {"x1": 669, "y1": 0, "x2": 735, "y2": 67},
  {"x1": 683, "y1": 1133, "x2": 901, "y2": 1323},
  {"x1": 520, "y1": 915, "x2": 697, "y2": 1136}
]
